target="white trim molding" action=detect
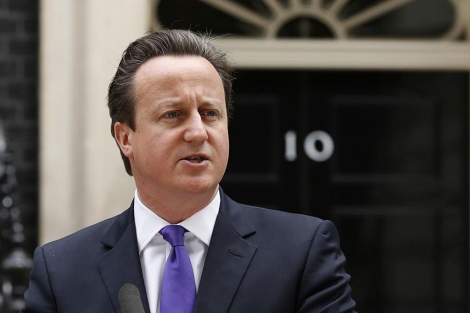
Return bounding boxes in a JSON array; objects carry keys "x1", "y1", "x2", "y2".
[{"x1": 215, "y1": 39, "x2": 470, "y2": 70}]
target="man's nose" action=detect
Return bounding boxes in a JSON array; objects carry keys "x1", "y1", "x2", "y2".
[{"x1": 183, "y1": 113, "x2": 208, "y2": 142}]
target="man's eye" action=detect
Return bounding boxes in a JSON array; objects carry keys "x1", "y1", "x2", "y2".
[
  {"x1": 204, "y1": 110, "x2": 218, "y2": 117},
  {"x1": 163, "y1": 112, "x2": 178, "y2": 118}
]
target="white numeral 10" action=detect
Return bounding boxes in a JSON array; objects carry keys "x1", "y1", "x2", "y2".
[{"x1": 284, "y1": 130, "x2": 335, "y2": 162}]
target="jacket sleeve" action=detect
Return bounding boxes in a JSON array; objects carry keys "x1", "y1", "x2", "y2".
[
  {"x1": 296, "y1": 220, "x2": 357, "y2": 313},
  {"x1": 21, "y1": 246, "x2": 58, "y2": 313}
]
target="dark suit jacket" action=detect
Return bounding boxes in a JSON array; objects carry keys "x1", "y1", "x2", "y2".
[{"x1": 22, "y1": 190, "x2": 356, "y2": 313}]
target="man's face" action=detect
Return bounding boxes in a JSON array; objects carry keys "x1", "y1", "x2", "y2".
[{"x1": 116, "y1": 55, "x2": 229, "y2": 201}]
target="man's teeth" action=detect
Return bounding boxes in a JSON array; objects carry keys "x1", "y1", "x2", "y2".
[{"x1": 188, "y1": 157, "x2": 203, "y2": 163}]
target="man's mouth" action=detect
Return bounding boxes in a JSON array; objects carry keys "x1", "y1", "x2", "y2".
[{"x1": 184, "y1": 156, "x2": 207, "y2": 163}]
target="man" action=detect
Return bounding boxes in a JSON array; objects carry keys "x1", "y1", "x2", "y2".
[{"x1": 22, "y1": 29, "x2": 356, "y2": 313}]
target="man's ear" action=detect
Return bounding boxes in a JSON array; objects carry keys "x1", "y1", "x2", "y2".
[{"x1": 114, "y1": 122, "x2": 133, "y2": 158}]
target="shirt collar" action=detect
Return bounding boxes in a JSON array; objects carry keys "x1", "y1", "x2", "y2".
[{"x1": 134, "y1": 188, "x2": 220, "y2": 254}]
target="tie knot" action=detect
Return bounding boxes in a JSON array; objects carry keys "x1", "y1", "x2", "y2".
[{"x1": 160, "y1": 225, "x2": 186, "y2": 247}]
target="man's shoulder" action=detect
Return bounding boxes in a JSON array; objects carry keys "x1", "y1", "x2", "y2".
[
  {"x1": 222, "y1": 193, "x2": 325, "y2": 236},
  {"x1": 245, "y1": 204, "x2": 323, "y2": 230},
  {"x1": 242, "y1": 203, "x2": 322, "y2": 223}
]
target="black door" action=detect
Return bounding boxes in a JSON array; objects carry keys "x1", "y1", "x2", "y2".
[{"x1": 221, "y1": 70, "x2": 469, "y2": 313}]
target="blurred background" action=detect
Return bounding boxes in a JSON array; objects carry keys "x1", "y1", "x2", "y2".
[{"x1": 0, "y1": 0, "x2": 469, "y2": 312}]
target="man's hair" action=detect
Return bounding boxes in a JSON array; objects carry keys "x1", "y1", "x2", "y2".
[{"x1": 107, "y1": 29, "x2": 234, "y2": 176}]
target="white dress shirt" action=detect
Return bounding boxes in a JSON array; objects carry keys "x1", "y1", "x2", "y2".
[{"x1": 134, "y1": 189, "x2": 220, "y2": 313}]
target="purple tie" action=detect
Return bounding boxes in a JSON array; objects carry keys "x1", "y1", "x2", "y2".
[{"x1": 160, "y1": 225, "x2": 196, "y2": 313}]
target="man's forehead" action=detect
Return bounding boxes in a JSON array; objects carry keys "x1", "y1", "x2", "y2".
[
  {"x1": 136, "y1": 55, "x2": 216, "y2": 77},
  {"x1": 134, "y1": 55, "x2": 222, "y2": 93}
]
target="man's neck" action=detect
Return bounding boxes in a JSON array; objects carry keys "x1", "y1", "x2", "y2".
[{"x1": 136, "y1": 187, "x2": 219, "y2": 224}]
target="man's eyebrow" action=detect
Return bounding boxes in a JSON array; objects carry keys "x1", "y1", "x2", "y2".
[
  {"x1": 151, "y1": 98, "x2": 224, "y2": 109},
  {"x1": 159, "y1": 101, "x2": 179, "y2": 107},
  {"x1": 153, "y1": 98, "x2": 182, "y2": 107},
  {"x1": 201, "y1": 99, "x2": 224, "y2": 107}
]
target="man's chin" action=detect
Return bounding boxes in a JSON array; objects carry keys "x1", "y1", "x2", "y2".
[{"x1": 177, "y1": 180, "x2": 219, "y2": 197}]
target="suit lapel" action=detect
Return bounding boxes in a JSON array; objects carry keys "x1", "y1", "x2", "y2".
[
  {"x1": 97, "y1": 207, "x2": 151, "y2": 313},
  {"x1": 194, "y1": 191, "x2": 257, "y2": 313}
]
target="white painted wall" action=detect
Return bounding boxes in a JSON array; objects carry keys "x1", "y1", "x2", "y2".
[{"x1": 40, "y1": 0, "x2": 150, "y2": 244}]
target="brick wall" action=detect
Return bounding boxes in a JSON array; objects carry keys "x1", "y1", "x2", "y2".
[{"x1": 0, "y1": 0, "x2": 39, "y2": 254}]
